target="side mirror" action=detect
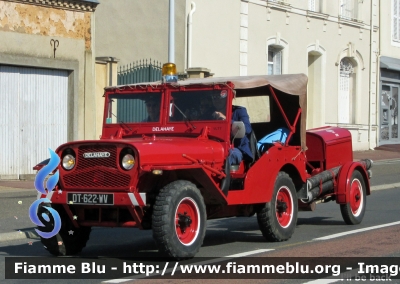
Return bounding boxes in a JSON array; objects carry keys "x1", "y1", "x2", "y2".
[{"x1": 231, "y1": 121, "x2": 245, "y2": 139}]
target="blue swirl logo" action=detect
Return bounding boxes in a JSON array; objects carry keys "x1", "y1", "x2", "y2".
[{"x1": 29, "y1": 149, "x2": 62, "y2": 238}]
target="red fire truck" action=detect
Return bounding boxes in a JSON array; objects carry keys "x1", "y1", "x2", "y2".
[{"x1": 35, "y1": 67, "x2": 372, "y2": 259}]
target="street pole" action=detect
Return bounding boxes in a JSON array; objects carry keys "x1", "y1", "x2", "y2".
[{"x1": 169, "y1": 0, "x2": 175, "y2": 63}]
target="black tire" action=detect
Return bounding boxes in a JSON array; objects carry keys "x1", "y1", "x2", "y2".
[
  {"x1": 38, "y1": 204, "x2": 91, "y2": 256},
  {"x1": 257, "y1": 172, "x2": 298, "y2": 241},
  {"x1": 340, "y1": 170, "x2": 367, "y2": 225},
  {"x1": 152, "y1": 180, "x2": 206, "y2": 259}
]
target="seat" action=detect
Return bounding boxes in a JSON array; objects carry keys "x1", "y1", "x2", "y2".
[{"x1": 248, "y1": 130, "x2": 260, "y2": 166}]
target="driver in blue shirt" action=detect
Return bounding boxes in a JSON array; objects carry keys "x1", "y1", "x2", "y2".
[{"x1": 211, "y1": 93, "x2": 253, "y2": 165}]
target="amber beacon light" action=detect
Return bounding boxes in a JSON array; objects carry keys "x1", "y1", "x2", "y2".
[{"x1": 162, "y1": 63, "x2": 178, "y2": 83}]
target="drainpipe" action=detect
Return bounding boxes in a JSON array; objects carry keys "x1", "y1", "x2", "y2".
[
  {"x1": 368, "y1": 0, "x2": 374, "y2": 150},
  {"x1": 187, "y1": 2, "x2": 196, "y2": 69},
  {"x1": 108, "y1": 57, "x2": 115, "y2": 86},
  {"x1": 377, "y1": 0, "x2": 382, "y2": 147},
  {"x1": 169, "y1": 0, "x2": 175, "y2": 63}
]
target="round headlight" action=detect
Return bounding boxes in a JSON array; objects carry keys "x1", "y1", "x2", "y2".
[
  {"x1": 62, "y1": 154, "x2": 75, "y2": 170},
  {"x1": 122, "y1": 154, "x2": 135, "y2": 170}
]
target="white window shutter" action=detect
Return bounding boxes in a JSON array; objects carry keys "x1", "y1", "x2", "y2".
[
  {"x1": 339, "y1": 58, "x2": 353, "y2": 124},
  {"x1": 274, "y1": 51, "x2": 282, "y2": 75},
  {"x1": 309, "y1": 0, "x2": 315, "y2": 11},
  {"x1": 353, "y1": 0, "x2": 358, "y2": 20}
]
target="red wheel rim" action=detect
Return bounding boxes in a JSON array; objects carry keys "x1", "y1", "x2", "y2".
[
  {"x1": 350, "y1": 178, "x2": 363, "y2": 216},
  {"x1": 175, "y1": 197, "x2": 200, "y2": 246},
  {"x1": 275, "y1": 186, "x2": 293, "y2": 228}
]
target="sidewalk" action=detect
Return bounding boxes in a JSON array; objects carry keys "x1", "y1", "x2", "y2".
[{"x1": 353, "y1": 144, "x2": 400, "y2": 162}]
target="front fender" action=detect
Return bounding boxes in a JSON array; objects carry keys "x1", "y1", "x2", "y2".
[
  {"x1": 336, "y1": 161, "x2": 371, "y2": 204},
  {"x1": 33, "y1": 159, "x2": 50, "y2": 171}
]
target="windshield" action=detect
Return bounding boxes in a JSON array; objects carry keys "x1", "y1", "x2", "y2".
[
  {"x1": 106, "y1": 93, "x2": 162, "y2": 124},
  {"x1": 169, "y1": 90, "x2": 228, "y2": 122}
]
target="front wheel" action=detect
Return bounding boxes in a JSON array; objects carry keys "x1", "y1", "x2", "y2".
[
  {"x1": 152, "y1": 180, "x2": 206, "y2": 259},
  {"x1": 38, "y1": 204, "x2": 91, "y2": 256},
  {"x1": 340, "y1": 170, "x2": 367, "y2": 225},
  {"x1": 257, "y1": 172, "x2": 298, "y2": 241}
]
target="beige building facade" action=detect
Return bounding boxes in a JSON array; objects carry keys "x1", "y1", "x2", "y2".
[{"x1": 0, "y1": 0, "x2": 99, "y2": 178}]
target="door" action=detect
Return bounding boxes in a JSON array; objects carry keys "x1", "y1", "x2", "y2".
[
  {"x1": 0, "y1": 65, "x2": 68, "y2": 179},
  {"x1": 380, "y1": 84, "x2": 399, "y2": 143}
]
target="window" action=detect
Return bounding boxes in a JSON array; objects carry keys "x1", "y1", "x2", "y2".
[
  {"x1": 268, "y1": 46, "x2": 282, "y2": 75},
  {"x1": 393, "y1": 0, "x2": 400, "y2": 42},
  {"x1": 340, "y1": 0, "x2": 358, "y2": 20},
  {"x1": 106, "y1": 93, "x2": 162, "y2": 123},
  {"x1": 168, "y1": 90, "x2": 227, "y2": 122}
]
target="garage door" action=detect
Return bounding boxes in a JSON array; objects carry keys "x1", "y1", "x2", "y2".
[{"x1": 0, "y1": 65, "x2": 68, "y2": 179}]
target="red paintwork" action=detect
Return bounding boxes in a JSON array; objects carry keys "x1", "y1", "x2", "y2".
[
  {"x1": 34, "y1": 80, "x2": 371, "y2": 230},
  {"x1": 306, "y1": 126, "x2": 353, "y2": 171},
  {"x1": 228, "y1": 145, "x2": 307, "y2": 205},
  {"x1": 336, "y1": 161, "x2": 370, "y2": 204}
]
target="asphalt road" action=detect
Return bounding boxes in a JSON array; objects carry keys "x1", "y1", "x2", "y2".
[{"x1": 1, "y1": 160, "x2": 400, "y2": 283}]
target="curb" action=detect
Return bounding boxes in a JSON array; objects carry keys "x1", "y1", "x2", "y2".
[
  {"x1": 0, "y1": 183, "x2": 399, "y2": 244},
  {"x1": 0, "y1": 230, "x2": 39, "y2": 243}
]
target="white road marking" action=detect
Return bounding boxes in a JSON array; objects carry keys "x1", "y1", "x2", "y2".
[
  {"x1": 102, "y1": 280, "x2": 134, "y2": 283},
  {"x1": 373, "y1": 159, "x2": 400, "y2": 165},
  {"x1": 225, "y1": 248, "x2": 274, "y2": 257},
  {"x1": 303, "y1": 279, "x2": 340, "y2": 284},
  {"x1": 371, "y1": 182, "x2": 400, "y2": 191},
  {"x1": 313, "y1": 221, "x2": 400, "y2": 241}
]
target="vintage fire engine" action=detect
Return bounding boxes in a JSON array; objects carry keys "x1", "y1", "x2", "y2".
[{"x1": 34, "y1": 64, "x2": 372, "y2": 259}]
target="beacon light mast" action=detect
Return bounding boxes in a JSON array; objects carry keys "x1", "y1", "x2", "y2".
[{"x1": 162, "y1": 63, "x2": 178, "y2": 83}]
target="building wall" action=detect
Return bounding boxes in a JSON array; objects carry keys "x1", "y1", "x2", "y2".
[
  {"x1": 0, "y1": 0, "x2": 98, "y2": 141},
  {"x1": 187, "y1": 0, "x2": 241, "y2": 76},
  {"x1": 187, "y1": 0, "x2": 372, "y2": 150},
  {"x1": 95, "y1": 58, "x2": 118, "y2": 138},
  {"x1": 0, "y1": 0, "x2": 98, "y2": 178},
  {"x1": 380, "y1": 0, "x2": 399, "y2": 55},
  {"x1": 95, "y1": 0, "x2": 187, "y2": 72},
  {"x1": 94, "y1": 0, "x2": 381, "y2": 151}
]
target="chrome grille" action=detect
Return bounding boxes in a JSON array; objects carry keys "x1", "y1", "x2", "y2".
[{"x1": 77, "y1": 145, "x2": 117, "y2": 170}]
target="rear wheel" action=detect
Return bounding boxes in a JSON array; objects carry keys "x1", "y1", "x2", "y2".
[
  {"x1": 152, "y1": 180, "x2": 206, "y2": 259},
  {"x1": 38, "y1": 204, "x2": 91, "y2": 256},
  {"x1": 257, "y1": 172, "x2": 298, "y2": 241},
  {"x1": 340, "y1": 170, "x2": 367, "y2": 225}
]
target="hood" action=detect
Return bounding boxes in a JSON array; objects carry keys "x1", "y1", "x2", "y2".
[
  {"x1": 58, "y1": 137, "x2": 225, "y2": 169},
  {"x1": 130, "y1": 137, "x2": 225, "y2": 168}
]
